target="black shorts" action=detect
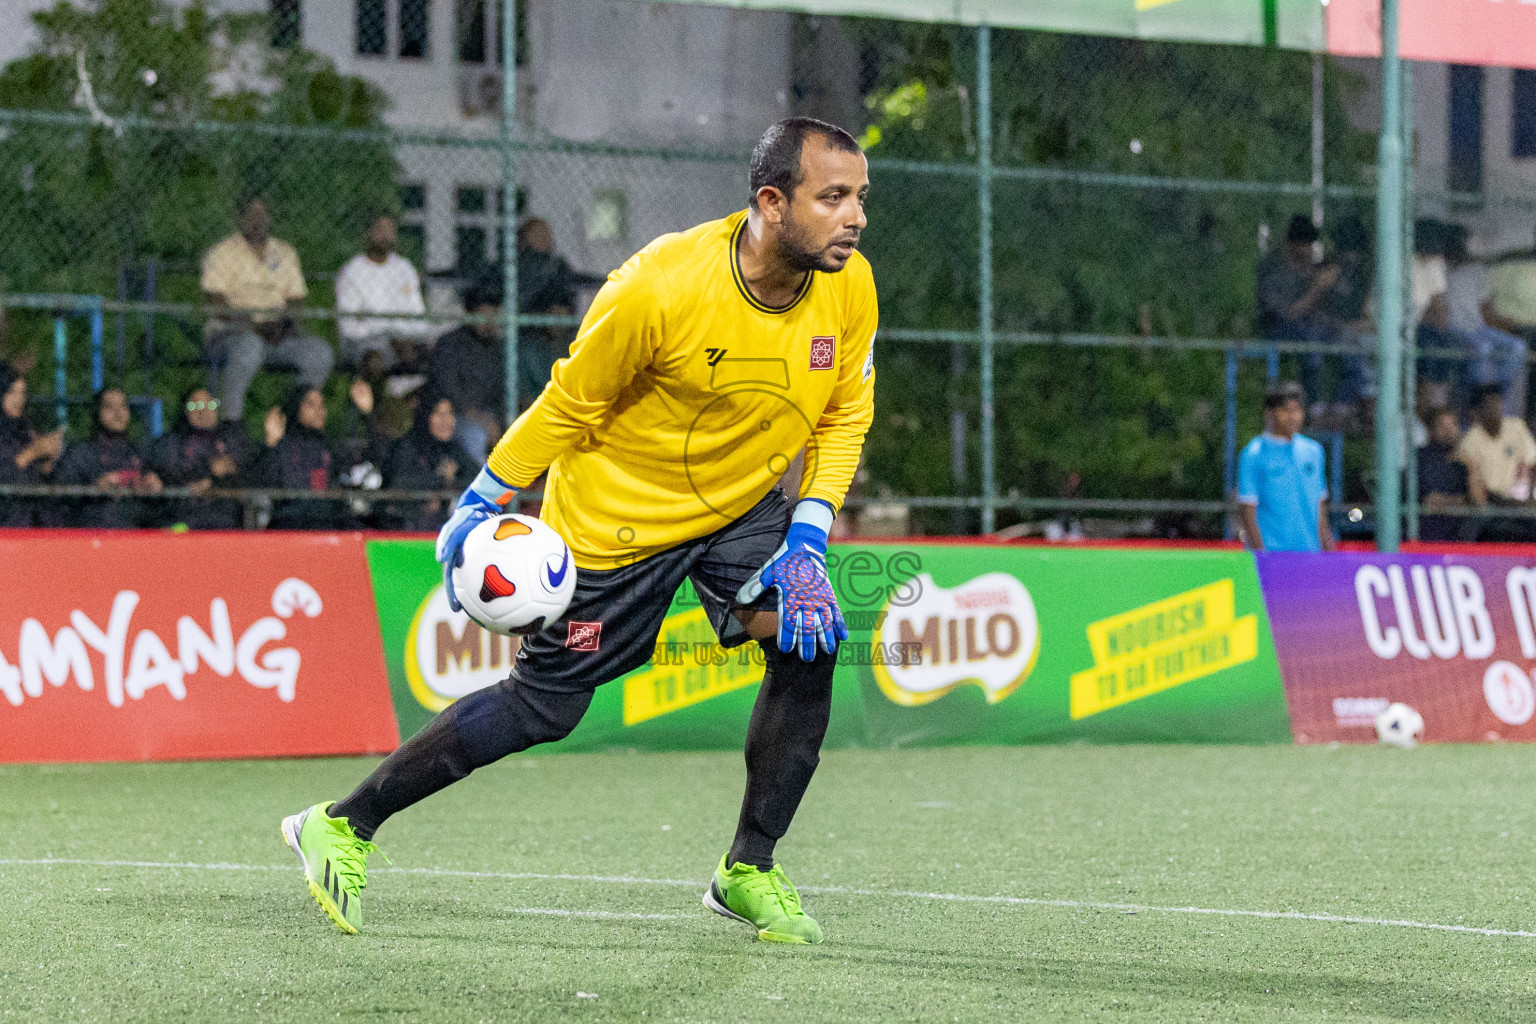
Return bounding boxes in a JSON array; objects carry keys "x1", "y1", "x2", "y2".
[{"x1": 507, "y1": 488, "x2": 790, "y2": 695}]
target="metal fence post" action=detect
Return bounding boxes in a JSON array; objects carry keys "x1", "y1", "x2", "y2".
[
  {"x1": 1402, "y1": 60, "x2": 1419, "y2": 542},
  {"x1": 1373, "y1": 0, "x2": 1404, "y2": 553},
  {"x1": 52, "y1": 314, "x2": 67, "y2": 428},
  {"x1": 501, "y1": 0, "x2": 521, "y2": 426},
  {"x1": 1311, "y1": 52, "x2": 1324, "y2": 230},
  {"x1": 977, "y1": 24, "x2": 996, "y2": 535},
  {"x1": 1223, "y1": 346, "x2": 1238, "y2": 539}
]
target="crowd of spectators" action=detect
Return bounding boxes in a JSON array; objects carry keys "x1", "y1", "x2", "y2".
[
  {"x1": 0, "y1": 193, "x2": 595, "y2": 532},
  {"x1": 1259, "y1": 211, "x2": 1536, "y2": 542},
  {"x1": 13, "y1": 194, "x2": 1536, "y2": 540}
]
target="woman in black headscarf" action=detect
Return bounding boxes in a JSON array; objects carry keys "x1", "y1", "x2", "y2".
[
  {"x1": 255, "y1": 385, "x2": 350, "y2": 530},
  {"x1": 149, "y1": 386, "x2": 249, "y2": 530},
  {"x1": 51, "y1": 388, "x2": 163, "y2": 528},
  {"x1": 0, "y1": 364, "x2": 62, "y2": 527},
  {"x1": 383, "y1": 389, "x2": 475, "y2": 531}
]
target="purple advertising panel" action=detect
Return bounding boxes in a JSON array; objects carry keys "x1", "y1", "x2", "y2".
[{"x1": 1257, "y1": 552, "x2": 1536, "y2": 744}]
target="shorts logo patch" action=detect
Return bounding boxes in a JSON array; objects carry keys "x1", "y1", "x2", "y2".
[
  {"x1": 809, "y1": 336, "x2": 835, "y2": 371},
  {"x1": 566, "y1": 621, "x2": 602, "y2": 651}
]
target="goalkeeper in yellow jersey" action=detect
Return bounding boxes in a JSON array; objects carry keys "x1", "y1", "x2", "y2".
[{"x1": 282, "y1": 118, "x2": 876, "y2": 943}]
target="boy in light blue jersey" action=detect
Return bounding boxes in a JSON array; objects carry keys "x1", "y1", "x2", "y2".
[{"x1": 1237, "y1": 381, "x2": 1336, "y2": 552}]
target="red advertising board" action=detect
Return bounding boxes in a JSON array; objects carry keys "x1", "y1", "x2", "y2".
[
  {"x1": 0, "y1": 532, "x2": 399, "y2": 762},
  {"x1": 1258, "y1": 552, "x2": 1536, "y2": 744},
  {"x1": 1327, "y1": 0, "x2": 1536, "y2": 70}
]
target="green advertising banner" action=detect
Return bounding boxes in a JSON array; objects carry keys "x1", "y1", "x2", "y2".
[{"x1": 364, "y1": 541, "x2": 1292, "y2": 751}]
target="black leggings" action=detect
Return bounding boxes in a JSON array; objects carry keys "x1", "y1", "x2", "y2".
[{"x1": 332, "y1": 643, "x2": 835, "y2": 870}]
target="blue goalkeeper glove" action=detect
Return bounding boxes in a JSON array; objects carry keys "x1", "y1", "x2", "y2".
[
  {"x1": 436, "y1": 465, "x2": 518, "y2": 613},
  {"x1": 736, "y1": 498, "x2": 847, "y2": 662}
]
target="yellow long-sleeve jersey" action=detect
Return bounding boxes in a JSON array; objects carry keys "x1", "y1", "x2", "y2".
[{"x1": 487, "y1": 209, "x2": 878, "y2": 570}]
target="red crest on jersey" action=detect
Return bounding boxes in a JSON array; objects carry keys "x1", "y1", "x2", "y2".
[{"x1": 809, "y1": 336, "x2": 836, "y2": 370}]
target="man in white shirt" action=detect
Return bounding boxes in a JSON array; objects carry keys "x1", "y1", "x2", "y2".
[
  {"x1": 335, "y1": 215, "x2": 437, "y2": 371},
  {"x1": 1410, "y1": 219, "x2": 1461, "y2": 391},
  {"x1": 1446, "y1": 225, "x2": 1528, "y2": 416}
]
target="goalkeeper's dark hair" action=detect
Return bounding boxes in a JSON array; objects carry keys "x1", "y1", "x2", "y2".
[
  {"x1": 1263, "y1": 381, "x2": 1307, "y2": 411},
  {"x1": 749, "y1": 118, "x2": 861, "y2": 210}
]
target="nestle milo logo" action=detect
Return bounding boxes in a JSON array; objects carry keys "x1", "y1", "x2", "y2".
[
  {"x1": 871, "y1": 572, "x2": 1040, "y2": 707},
  {"x1": 404, "y1": 585, "x2": 516, "y2": 712}
]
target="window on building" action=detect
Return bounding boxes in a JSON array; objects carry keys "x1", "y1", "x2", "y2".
[
  {"x1": 1515, "y1": 69, "x2": 1536, "y2": 159},
  {"x1": 398, "y1": 183, "x2": 427, "y2": 267},
  {"x1": 459, "y1": 0, "x2": 525, "y2": 67},
  {"x1": 356, "y1": 0, "x2": 387, "y2": 56},
  {"x1": 455, "y1": 186, "x2": 492, "y2": 270},
  {"x1": 587, "y1": 190, "x2": 628, "y2": 243},
  {"x1": 457, "y1": 0, "x2": 487, "y2": 63},
  {"x1": 1448, "y1": 64, "x2": 1484, "y2": 194},
  {"x1": 457, "y1": 186, "x2": 488, "y2": 215},
  {"x1": 493, "y1": 0, "x2": 528, "y2": 67},
  {"x1": 271, "y1": 0, "x2": 301, "y2": 49},
  {"x1": 399, "y1": 0, "x2": 431, "y2": 59}
]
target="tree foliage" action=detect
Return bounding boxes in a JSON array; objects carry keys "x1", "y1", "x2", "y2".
[
  {"x1": 0, "y1": 0, "x2": 397, "y2": 296},
  {"x1": 846, "y1": 23, "x2": 1374, "y2": 516}
]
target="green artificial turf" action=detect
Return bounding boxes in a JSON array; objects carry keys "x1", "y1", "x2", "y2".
[{"x1": 2, "y1": 744, "x2": 1535, "y2": 1023}]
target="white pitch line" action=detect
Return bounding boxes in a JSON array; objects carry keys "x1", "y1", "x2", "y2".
[
  {"x1": 1, "y1": 857, "x2": 1531, "y2": 940},
  {"x1": 507, "y1": 907, "x2": 684, "y2": 921}
]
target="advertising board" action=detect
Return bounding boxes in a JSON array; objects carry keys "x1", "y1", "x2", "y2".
[
  {"x1": 0, "y1": 533, "x2": 399, "y2": 762},
  {"x1": 367, "y1": 540, "x2": 1293, "y2": 750},
  {"x1": 1259, "y1": 552, "x2": 1536, "y2": 743}
]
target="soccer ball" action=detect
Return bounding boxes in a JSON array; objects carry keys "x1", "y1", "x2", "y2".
[
  {"x1": 1374, "y1": 702, "x2": 1425, "y2": 748},
  {"x1": 452, "y1": 513, "x2": 577, "y2": 636}
]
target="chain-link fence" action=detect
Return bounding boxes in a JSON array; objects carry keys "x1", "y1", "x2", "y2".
[{"x1": 2, "y1": 0, "x2": 1533, "y2": 538}]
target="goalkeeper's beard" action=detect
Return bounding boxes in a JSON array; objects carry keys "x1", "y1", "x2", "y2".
[{"x1": 775, "y1": 211, "x2": 853, "y2": 274}]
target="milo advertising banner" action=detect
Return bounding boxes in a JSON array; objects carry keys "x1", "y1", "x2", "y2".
[
  {"x1": 365, "y1": 540, "x2": 1291, "y2": 749},
  {"x1": 852, "y1": 545, "x2": 1289, "y2": 745}
]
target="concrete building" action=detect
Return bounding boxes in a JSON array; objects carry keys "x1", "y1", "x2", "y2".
[
  {"x1": 1335, "y1": 57, "x2": 1536, "y2": 255},
  {"x1": 0, "y1": 0, "x2": 798, "y2": 280},
  {"x1": 8, "y1": 3, "x2": 1532, "y2": 267},
  {"x1": 238, "y1": 0, "x2": 798, "y2": 278}
]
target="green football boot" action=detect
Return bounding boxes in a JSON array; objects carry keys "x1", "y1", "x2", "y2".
[
  {"x1": 703, "y1": 854, "x2": 824, "y2": 944},
  {"x1": 281, "y1": 802, "x2": 386, "y2": 934}
]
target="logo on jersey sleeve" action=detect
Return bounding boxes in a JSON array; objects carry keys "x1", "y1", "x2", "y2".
[{"x1": 809, "y1": 336, "x2": 836, "y2": 370}]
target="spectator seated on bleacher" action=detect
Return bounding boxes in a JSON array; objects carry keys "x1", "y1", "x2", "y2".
[
  {"x1": 427, "y1": 271, "x2": 506, "y2": 462},
  {"x1": 383, "y1": 389, "x2": 475, "y2": 532},
  {"x1": 1489, "y1": 225, "x2": 1536, "y2": 348},
  {"x1": 1410, "y1": 220, "x2": 1460, "y2": 395},
  {"x1": 336, "y1": 214, "x2": 437, "y2": 374},
  {"x1": 1257, "y1": 216, "x2": 1346, "y2": 416},
  {"x1": 0, "y1": 363, "x2": 61, "y2": 527},
  {"x1": 201, "y1": 194, "x2": 334, "y2": 424},
  {"x1": 1445, "y1": 225, "x2": 1529, "y2": 418},
  {"x1": 254, "y1": 384, "x2": 376, "y2": 531},
  {"x1": 50, "y1": 389, "x2": 163, "y2": 529},
  {"x1": 515, "y1": 217, "x2": 604, "y2": 397},
  {"x1": 1417, "y1": 407, "x2": 1472, "y2": 542},
  {"x1": 1459, "y1": 383, "x2": 1536, "y2": 541},
  {"x1": 149, "y1": 387, "x2": 249, "y2": 531}
]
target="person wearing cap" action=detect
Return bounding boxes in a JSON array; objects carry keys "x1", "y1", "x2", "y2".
[{"x1": 1256, "y1": 215, "x2": 1343, "y2": 412}]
